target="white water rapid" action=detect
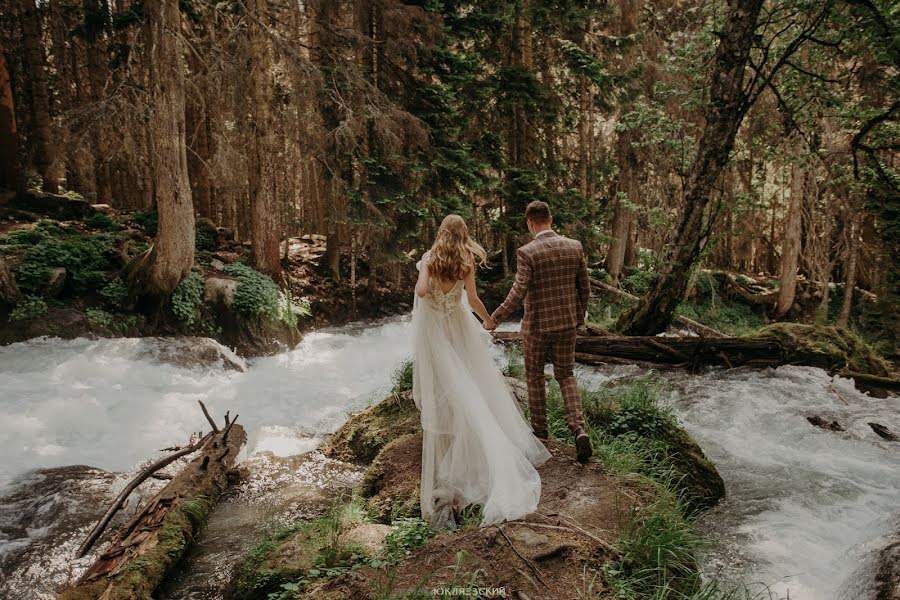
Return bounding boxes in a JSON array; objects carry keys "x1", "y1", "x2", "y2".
[{"x1": 0, "y1": 317, "x2": 897, "y2": 599}]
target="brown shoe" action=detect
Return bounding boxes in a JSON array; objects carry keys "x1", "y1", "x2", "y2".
[
  {"x1": 575, "y1": 429, "x2": 593, "y2": 463},
  {"x1": 533, "y1": 429, "x2": 549, "y2": 442}
]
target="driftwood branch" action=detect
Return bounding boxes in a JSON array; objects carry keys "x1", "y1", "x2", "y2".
[
  {"x1": 75, "y1": 431, "x2": 213, "y2": 559},
  {"x1": 198, "y1": 400, "x2": 220, "y2": 433}
]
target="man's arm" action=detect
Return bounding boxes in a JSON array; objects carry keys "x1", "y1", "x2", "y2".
[
  {"x1": 492, "y1": 248, "x2": 532, "y2": 324},
  {"x1": 575, "y1": 243, "x2": 590, "y2": 325}
]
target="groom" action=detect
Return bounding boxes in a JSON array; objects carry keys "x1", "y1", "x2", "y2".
[{"x1": 489, "y1": 201, "x2": 593, "y2": 463}]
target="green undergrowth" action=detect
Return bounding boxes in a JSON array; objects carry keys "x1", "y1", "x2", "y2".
[
  {"x1": 231, "y1": 496, "x2": 436, "y2": 600},
  {"x1": 539, "y1": 375, "x2": 736, "y2": 598}
]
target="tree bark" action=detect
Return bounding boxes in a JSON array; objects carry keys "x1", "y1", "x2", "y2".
[
  {"x1": 247, "y1": 0, "x2": 281, "y2": 280},
  {"x1": 18, "y1": 0, "x2": 59, "y2": 193},
  {"x1": 605, "y1": 130, "x2": 638, "y2": 284},
  {"x1": 125, "y1": 0, "x2": 195, "y2": 309},
  {"x1": 0, "y1": 42, "x2": 19, "y2": 190},
  {"x1": 615, "y1": 0, "x2": 765, "y2": 335},
  {"x1": 838, "y1": 209, "x2": 861, "y2": 328},
  {"x1": 775, "y1": 160, "x2": 805, "y2": 318},
  {"x1": 82, "y1": 0, "x2": 112, "y2": 203},
  {"x1": 0, "y1": 255, "x2": 21, "y2": 306}
]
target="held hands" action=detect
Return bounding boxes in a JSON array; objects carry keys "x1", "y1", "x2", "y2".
[{"x1": 482, "y1": 316, "x2": 498, "y2": 332}]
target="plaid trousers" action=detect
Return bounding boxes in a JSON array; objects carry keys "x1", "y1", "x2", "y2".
[{"x1": 523, "y1": 327, "x2": 585, "y2": 436}]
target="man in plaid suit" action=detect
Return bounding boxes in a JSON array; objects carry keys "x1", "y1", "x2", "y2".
[{"x1": 490, "y1": 201, "x2": 593, "y2": 462}]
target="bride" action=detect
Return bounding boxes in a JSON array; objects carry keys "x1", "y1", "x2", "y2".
[{"x1": 411, "y1": 214, "x2": 551, "y2": 530}]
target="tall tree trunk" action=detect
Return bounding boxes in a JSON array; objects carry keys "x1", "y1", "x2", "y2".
[
  {"x1": 309, "y1": 0, "x2": 344, "y2": 280},
  {"x1": 247, "y1": 0, "x2": 281, "y2": 280},
  {"x1": 125, "y1": 0, "x2": 194, "y2": 309},
  {"x1": 0, "y1": 43, "x2": 19, "y2": 190},
  {"x1": 19, "y1": 0, "x2": 59, "y2": 193},
  {"x1": 838, "y1": 209, "x2": 861, "y2": 327},
  {"x1": 775, "y1": 160, "x2": 805, "y2": 318},
  {"x1": 616, "y1": 0, "x2": 765, "y2": 335},
  {"x1": 606, "y1": 129, "x2": 637, "y2": 284},
  {"x1": 82, "y1": 0, "x2": 112, "y2": 203}
]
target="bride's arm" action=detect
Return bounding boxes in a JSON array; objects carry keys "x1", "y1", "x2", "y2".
[
  {"x1": 464, "y1": 268, "x2": 495, "y2": 328},
  {"x1": 415, "y1": 252, "x2": 432, "y2": 298}
]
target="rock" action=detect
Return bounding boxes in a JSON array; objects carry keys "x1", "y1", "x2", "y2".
[
  {"x1": 323, "y1": 390, "x2": 420, "y2": 464},
  {"x1": 213, "y1": 250, "x2": 240, "y2": 263},
  {"x1": 90, "y1": 203, "x2": 114, "y2": 213},
  {"x1": 357, "y1": 433, "x2": 422, "y2": 523},
  {"x1": 807, "y1": 415, "x2": 844, "y2": 431},
  {"x1": 869, "y1": 422, "x2": 898, "y2": 442},
  {"x1": 204, "y1": 276, "x2": 238, "y2": 307},
  {"x1": 202, "y1": 275, "x2": 301, "y2": 358},
  {"x1": 138, "y1": 336, "x2": 244, "y2": 371},
  {"x1": 210, "y1": 258, "x2": 226, "y2": 271},
  {"x1": 875, "y1": 533, "x2": 900, "y2": 600},
  {"x1": 10, "y1": 190, "x2": 97, "y2": 220},
  {"x1": 338, "y1": 523, "x2": 392, "y2": 556},
  {"x1": 45, "y1": 267, "x2": 67, "y2": 297}
]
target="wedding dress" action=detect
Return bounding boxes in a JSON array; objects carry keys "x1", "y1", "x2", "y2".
[{"x1": 411, "y1": 257, "x2": 551, "y2": 529}]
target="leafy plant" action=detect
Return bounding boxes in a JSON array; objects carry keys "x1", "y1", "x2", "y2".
[
  {"x1": 391, "y1": 358, "x2": 414, "y2": 392},
  {"x1": 383, "y1": 517, "x2": 435, "y2": 563},
  {"x1": 222, "y1": 262, "x2": 281, "y2": 319},
  {"x1": 14, "y1": 234, "x2": 115, "y2": 294},
  {"x1": 171, "y1": 272, "x2": 204, "y2": 325},
  {"x1": 86, "y1": 308, "x2": 115, "y2": 328},
  {"x1": 132, "y1": 211, "x2": 159, "y2": 236},
  {"x1": 86, "y1": 212, "x2": 118, "y2": 230},
  {"x1": 99, "y1": 278, "x2": 129, "y2": 309},
  {"x1": 9, "y1": 296, "x2": 48, "y2": 321}
]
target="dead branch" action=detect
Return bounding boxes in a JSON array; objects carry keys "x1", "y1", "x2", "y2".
[
  {"x1": 198, "y1": 400, "x2": 220, "y2": 433},
  {"x1": 75, "y1": 431, "x2": 213, "y2": 558}
]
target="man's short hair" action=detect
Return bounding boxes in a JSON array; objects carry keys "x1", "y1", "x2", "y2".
[{"x1": 525, "y1": 201, "x2": 551, "y2": 223}]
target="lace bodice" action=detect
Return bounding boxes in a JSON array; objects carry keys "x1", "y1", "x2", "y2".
[{"x1": 425, "y1": 279, "x2": 464, "y2": 315}]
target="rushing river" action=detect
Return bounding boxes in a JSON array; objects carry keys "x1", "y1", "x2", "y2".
[{"x1": 0, "y1": 317, "x2": 897, "y2": 599}]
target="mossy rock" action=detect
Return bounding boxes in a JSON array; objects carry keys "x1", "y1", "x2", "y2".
[
  {"x1": 228, "y1": 525, "x2": 320, "y2": 600},
  {"x1": 323, "y1": 391, "x2": 421, "y2": 465},
  {"x1": 754, "y1": 323, "x2": 891, "y2": 376},
  {"x1": 357, "y1": 433, "x2": 422, "y2": 523},
  {"x1": 662, "y1": 426, "x2": 725, "y2": 511}
]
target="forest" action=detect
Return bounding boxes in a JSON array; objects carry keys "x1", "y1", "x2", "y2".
[
  {"x1": 0, "y1": 0, "x2": 897, "y2": 354},
  {"x1": 1, "y1": 2, "x2": 899, "y2": 599}
]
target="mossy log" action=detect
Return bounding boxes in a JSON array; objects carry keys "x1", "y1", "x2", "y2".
[
  {"x1": 58, "y1": 424, "x2": 246, "y2": 600},
  {"x1": 494, "y1": 323, "x2": 896, "y2": 390}
]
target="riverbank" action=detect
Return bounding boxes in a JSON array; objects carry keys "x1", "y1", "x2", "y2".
[
  {"x1": 0, "y1": 191, "x2": 416, "y2": 357},
  {"x1": 227, "y1": 367, "x2": 729, "y2": 600}
]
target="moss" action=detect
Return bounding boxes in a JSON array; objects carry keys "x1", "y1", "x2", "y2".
[
  {"x1": 754, "y1": 322, "x2": 891, "y2": 376},
  {"x1": 357, "y1": 433, "x2": 422, "y2": 523},
  {"x1": 58, "y1": 508, "x2": 194, "y2": 599},
  {"x1": 229, "y1": 500, "x2": 379, "y2": 600},
  {"x1": 323, "y1": 391, "x2": 421, "y2": 464}
]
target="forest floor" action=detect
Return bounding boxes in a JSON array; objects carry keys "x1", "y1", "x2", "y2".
[{"x1": 0, "y1": 191, "x2": 415, "y2": 355}]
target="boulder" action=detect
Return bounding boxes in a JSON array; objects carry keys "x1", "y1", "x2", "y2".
[
  {"x1": 45, "y1": 267, "x2": 67, "y2": 297},
  {"x1": 322, "y1": 391, "x2": 420, "y2": 464},
  {"x1": 337, "y1": 523, "x2": 392, "y2": 556},
  {"x1": 357, "y1": 433, "x2": 422, "y2": 523},
  {"x1": 10, "y1": 190, "x2": 96, "y2": 220}
]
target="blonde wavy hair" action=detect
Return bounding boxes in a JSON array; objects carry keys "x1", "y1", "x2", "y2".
[{"x1": 426, "y1": 215, "x2": 487, "y2": 282}]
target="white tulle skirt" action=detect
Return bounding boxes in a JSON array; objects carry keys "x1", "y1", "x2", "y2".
[{"x1": 411, "y1": 294, "x2": 551, "y2": 529}]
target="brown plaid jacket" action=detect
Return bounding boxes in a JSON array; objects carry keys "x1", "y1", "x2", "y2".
[{"x1": 492, "y1": 231, "x2": 591, "y2": 334}]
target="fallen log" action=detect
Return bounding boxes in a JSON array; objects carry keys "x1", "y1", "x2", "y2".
[
  {"x1": 494, "y1": 323, "x2": 899, "y2": 393},
  {"x1": 589, "y1": 278, "x2": 725, "y2": 338},
  {"x1": 58, "y1": 412, "x2": 246, "y2": 600}
]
